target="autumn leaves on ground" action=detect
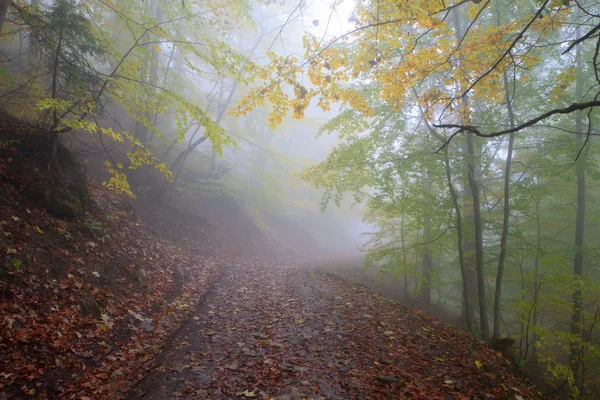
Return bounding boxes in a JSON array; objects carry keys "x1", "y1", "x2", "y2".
[{"x1": 0, "y1": 116, "x2": 539, "y2": 399}]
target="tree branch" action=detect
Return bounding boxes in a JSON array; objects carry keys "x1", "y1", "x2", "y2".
[{"x1": 434, "y1": 100, "x2": 600, "y2": 139}]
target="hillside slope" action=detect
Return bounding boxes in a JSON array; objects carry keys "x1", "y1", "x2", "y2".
[{"x1": 0, "y1": 114, "x2": 284, "y2": 399}]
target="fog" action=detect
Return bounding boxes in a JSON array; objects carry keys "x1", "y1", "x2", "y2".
[{"x1": 2, "y1": 0, "x2": 600, "y2": 397}]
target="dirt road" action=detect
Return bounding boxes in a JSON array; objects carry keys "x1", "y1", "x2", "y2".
[{"x1": 128, "y1": 263, "x2": 540, "y2": 400}]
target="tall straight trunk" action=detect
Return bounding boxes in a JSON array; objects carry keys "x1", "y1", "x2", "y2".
[
  {"x1": 465, "y1": 131, "x2": 489, "y2": 339},
  {"x1": 530, "y1": 195, "x2": 541, "y2": 362},
  {"x1": 492, "y1": 67, "x2": 516, "y2": 339},
  {"x1": 419, "y1": 170, "x2": 433, "y2": 306},
  {"x1": 517, "y1": 239, "x2": 526, "y2": 359},
  {"x1": 210, "y1": 78, "x2": 226, "y2": 175},
  {"x1": 51, "y1": 30, "x2": 63, "y2": 128},
  {"x1": 570, "y1": 26, "x2": 586, "y2": 381},
  {"x1": 49, "y1": 29, "x2": 64, "y2": 169},
  {"x1": 401, "y1": 208, "x2": 409, "y2": 298},
  {"x1": 492, "y1": 0, "x2": 517, "y2": 340},
  {"x1": 134, "y1": 0, "x2": 157, "y2": 142},
  {"x1": 0, "y1": 0, "x2": 9, "y2": 34},
  {"x1": 153, "y1": 43, "x2": 176, "y2": 127},
  {"x1": 414, "y1": 86, "x2": 473, "y2": 330},
  {"x1": 26, "y1": 0, "x2": 41, "y2": 62},
  {"x1": 444, "y1": 146, "x2": 473, "y2": 331},
  {"x1": 452, "y1": 6, "x2": 481, "y2": 335},
  {"x1": 146, "y1": 0, "x2": 163, "y2": 140},
  {"x1": 461, "y1": 197, "x2": 478, "y2": 330}
]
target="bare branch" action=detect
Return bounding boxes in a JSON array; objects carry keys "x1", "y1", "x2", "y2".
[
  {"x1": 562, "y1": 22, "x2": 600, "y2": 54},
  {"x1": 434, "y1": 100, "x2": 600, "y2": 139}
]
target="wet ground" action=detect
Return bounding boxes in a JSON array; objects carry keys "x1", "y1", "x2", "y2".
[{"x1": 128, "y1": 263, "x2": 540, "y2": 400}]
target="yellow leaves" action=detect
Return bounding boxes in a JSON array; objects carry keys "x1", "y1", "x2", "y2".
[
  {"x1": 103, "y1": 163, "x2": 135, "y2": 198},
  {"x1": 291, "y1": 84, "x2": 312, "y2": 120},
  {"x1": 154, "y1": 162, "x2": 172, "y2": 181},
  {"x1": 102, "y1": 149, "x2": 170, "y2": 198},
  {"x1": 233, "y1": 0, "x2": 569, "y2": 131},
  {"x1": 100, "y1": 127, "x2": 123, "y2": 142},
  {"x1": 37, "y1": 98, "x2": 72, "y2": 113},
  {"x1": 339, "y1": 89, "x2": 373, "y2": 116}
]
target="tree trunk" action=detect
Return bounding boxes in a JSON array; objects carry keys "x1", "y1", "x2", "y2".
[
  {"x1": 492, "y1": 0, "x2": 517, "y2": 340},
  {"x1": 413, "y1": 86, "x2": 473, "y2": 331},
  {"x1": 400, "y1": 207, "x2": 409, "y2": 299},
  {"x1": 452, "y1": 6, "x2": 481, "y2": 336},
  {"x1": 530, "y1": 195, "x2": 541, "y2": 362},
  {"x1": 153, "y1": 42, "x2": 176, "y2": 127},
  {"x1": 0, "y1": 0, "x2": 9, "y2": 34},
  {"x1": 163, "y1": 124, "x2": 206, "y2": 196},
  {"x1": 492, "y1": 67, "x2": 516, "y2": 339},
  {"x1": 419, "y1": 169, "x2": 433, "y2": 307},
  {"x1": 26, "y1": 0, "x2": 41, "y2": 62},
  {"x1": 444, "y1": 145, "x2": 473, "y2": 332},
  {"x1": 146, "y1": 0, "x2": 163, "y2": 141},
  {"x1": 465, "y1": 130, "x2": 489, "y2": 339},
  {"x1": 570, "y1": 25, "x2": 586, "y2": 382},
  {"x1": 49, "y1": 29, "x2": 63, "y2": 169},
  {"x1": 134, "y1": 0, "x2": 156, "y2": 142}
]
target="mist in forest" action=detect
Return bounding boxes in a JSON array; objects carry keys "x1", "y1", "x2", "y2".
[{"x1": 3, "y1": 0, "x2": 600, "y2": 397}]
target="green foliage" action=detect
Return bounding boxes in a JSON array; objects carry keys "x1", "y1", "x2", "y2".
[
  {"x1": 85, "y1": 218, "x2": 104, "y2": 232},
  {"x1": 11, "y1": 258, "x2": 22, "y2": 272},
  {"x1": 288, "y1": 2, "x2": 600, "y2": 396},
  {"x1": 1, "y1": 0, "x2": 261, "y2": 197}
]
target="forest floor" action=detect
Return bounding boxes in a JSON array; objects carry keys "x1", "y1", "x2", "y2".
[{"x1": 128, "y1": 262, "x2": 542, "y2": 400}]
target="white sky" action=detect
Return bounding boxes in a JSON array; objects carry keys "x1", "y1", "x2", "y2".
[{"x1": 302, "y1": 0, "x2": 355, "y2": 38}]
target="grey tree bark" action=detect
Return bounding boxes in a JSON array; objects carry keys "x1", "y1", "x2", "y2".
[
  {"x1": 418, "y1": 170, "x2": 433, "y2": 307},
  {"x1": 452, "y1": 6, "x2": 486, "y2": 337},
  {"x1": 569, "y1": 21, "x2": 587, "y2": 388},
  {"x1": 492, "y1": 70, "x2": 516, "y2": 339},
  {"x1": 465, "y1": 130, "x2": 489, "y2": 339},
  {"x1": 414, "y1": 88, "x2": 473, "y2": 331},
  {"x1": 492, "y1": 0, "x2": 517, "y2": 340},
  {"x1": 0, "y1": 0, "x2": 9, "y2": 34},
  {"x1": 444, "y1": 145, "x2": 473, "y2": 332}
]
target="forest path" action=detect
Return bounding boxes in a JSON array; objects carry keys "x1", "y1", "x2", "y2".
[{"x1": 128, "y1": 263, "x2": 540, "y2": 400}]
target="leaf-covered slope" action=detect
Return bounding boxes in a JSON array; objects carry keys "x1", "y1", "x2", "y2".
[{"x1": 0, "y1": 113, "x2": 276, "y2": 399}]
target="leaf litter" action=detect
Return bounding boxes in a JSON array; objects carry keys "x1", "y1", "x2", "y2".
[{"x1": 129, "y1": 263, "x2": 542, "y2": 400}]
